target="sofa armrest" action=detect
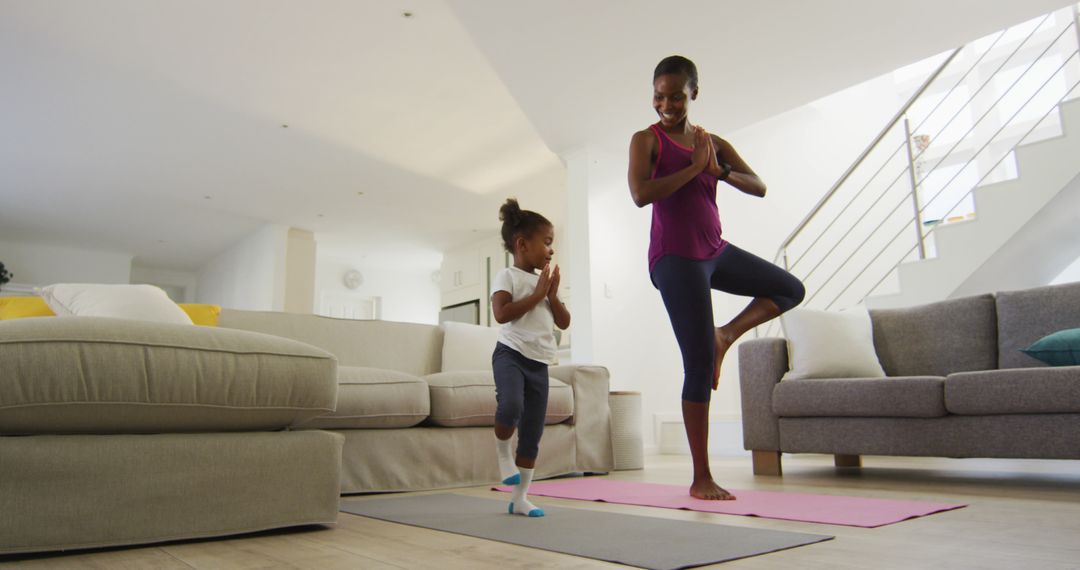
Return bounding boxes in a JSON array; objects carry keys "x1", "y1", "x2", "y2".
[
  {"x1": 549, "y1": 365, "x2": 614, "y2": 471},
  {"x1": 738, "y1": 338, "x2": 788, "y2": 451}
]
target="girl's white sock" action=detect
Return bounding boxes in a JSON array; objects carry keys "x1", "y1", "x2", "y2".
[
  {"x1": 495, "y1": 436, "x2": 519, "y2": 485},
  {"x1": 509, "y1": 467, "x2": 544, "y2": 517}
]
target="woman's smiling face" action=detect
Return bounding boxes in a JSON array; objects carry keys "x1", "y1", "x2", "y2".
[{"x1": 653, "y1": 73, "x2": 696, "y2": 128}]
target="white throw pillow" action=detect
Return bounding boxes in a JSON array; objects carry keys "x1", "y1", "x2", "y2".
[
  {"x1": 36, "y1": 283, "x2": 194, "y2": 325},
  {"x1": 441, "y1": 321, "x2": 501, "y2": 372},
  {"x1": 780, "y1": 306, "x2": 885, "y2": 380}
]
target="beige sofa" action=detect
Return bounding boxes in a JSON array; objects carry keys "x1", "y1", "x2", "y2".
[
  {"x1": 1, "y1": 309, "x2": 614, "y2": 555},
  {"x1": 0, "y1": 317, "x2": 343, "y2": 555},
  {"x1": 218, "y1": 309, "x2": 616, "y2": 493}
]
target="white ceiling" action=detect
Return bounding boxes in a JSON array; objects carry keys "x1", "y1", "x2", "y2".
[{"x1": 2, "y1": 0, "x2": 1074, "y2": 270}]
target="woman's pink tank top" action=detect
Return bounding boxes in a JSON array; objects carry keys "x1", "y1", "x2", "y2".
[{"x1": 647, "y1": 124, "x2": 727, "y2": 272}]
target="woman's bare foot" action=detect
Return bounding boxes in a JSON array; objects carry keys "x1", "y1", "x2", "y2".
[
  {"x1": 713, "y1": 327, "x2": 735, "y2": 389},
  {"x1": 690, "y1": 477, "x2": 735, "y2": 500}
]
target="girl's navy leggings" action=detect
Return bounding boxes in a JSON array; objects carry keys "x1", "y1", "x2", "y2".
[
  {"x1": 492, "y1": 342, "x2": 549, "y2": 459},
  {"x1": 651, "y1": 243, "x2": 805, "y2": 403}
]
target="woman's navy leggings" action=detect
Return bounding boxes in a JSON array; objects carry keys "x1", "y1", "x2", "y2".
[{"x1": 651, "y1": 243, "x2": 805, "y2": 403}]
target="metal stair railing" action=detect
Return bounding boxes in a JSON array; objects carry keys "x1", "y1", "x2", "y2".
[{"x1": 762, "y1": 3, "x2": 1080, "y2": 337}]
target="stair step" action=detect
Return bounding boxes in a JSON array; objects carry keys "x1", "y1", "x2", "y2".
[{"x1": 867, "y1": 98, "x2": 1080, "y2": 309}]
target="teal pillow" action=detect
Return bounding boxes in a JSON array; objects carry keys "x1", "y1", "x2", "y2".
[{"x1": 1021, "y1": 328, "x2": 1080, "y2": 366}]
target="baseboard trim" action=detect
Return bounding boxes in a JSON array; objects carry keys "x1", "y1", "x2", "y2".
[{"x1": 654, "y1": 413, "x2": 749, "y2": 456}]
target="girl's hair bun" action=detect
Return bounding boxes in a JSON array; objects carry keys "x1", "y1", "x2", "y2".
[
  {"x1": 499, "y1": 198, "x2": 523, "y2": 227},
  {"x1": 498, "y1": 198, "x2": 551, "y2": 253}
]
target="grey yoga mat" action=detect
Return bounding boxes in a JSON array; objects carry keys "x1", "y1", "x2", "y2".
[{"x1": 340, "y1": 493, "x2": 833, "y2": 570}]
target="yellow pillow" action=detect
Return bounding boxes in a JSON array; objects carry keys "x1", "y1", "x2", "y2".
[
  {"x1": 0, "y1": 297, "x2": 221, "y2": 326},
  {"x1": 178, "y1": 303, "x2": 221, "y2": 327},
  {"x1": 0, "y1": 296, "x2": 56, "y2": 320}
]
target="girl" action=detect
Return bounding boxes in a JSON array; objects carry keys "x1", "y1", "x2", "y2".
[
  {"x1": 627, "y1": 55, "x2": 805, "y2": 500},
  {"x1": 491, "y1": 198, "x2": 571, "y2": 518}
]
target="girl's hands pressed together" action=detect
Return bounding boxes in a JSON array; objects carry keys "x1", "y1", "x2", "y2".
[
  {"x1": 545, "y1": 264, "x2": 571, "y2": 330},
  {"x1": 534, "y1": 264, "x2": 553, "y2": 300},
  {"x1": 547, "y1": 265, "x2": 561, "y2": 301}
]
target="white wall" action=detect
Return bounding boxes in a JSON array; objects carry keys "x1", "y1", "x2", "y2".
[
  {"x1": 0, "y1": 239, "x2": 133, "y2": 287},
  {"x1": 130, "y1": 265, "x2": 198, "y2": 302},
  {"x1": 196, "y1": 224, "x2": 288, "y2": 310},
  {"x1": 315, "y1": 251, "x2": 441, "y2": 325},
  {"x1": 1052, "y1": 256, "x2": 1080, "y2": 285}
]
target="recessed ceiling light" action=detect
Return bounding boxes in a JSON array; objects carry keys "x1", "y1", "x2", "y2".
[
  {"x1": 402, "y1": 10, "x2": 414, "y2": 18},
  {"x1": 281, "y1": 124, "x2": 289, "y2": 129}
]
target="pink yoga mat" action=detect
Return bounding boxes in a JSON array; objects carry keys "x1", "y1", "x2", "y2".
[{"x1": 495, "y1": 479, "x2": 965, "y2": 527}]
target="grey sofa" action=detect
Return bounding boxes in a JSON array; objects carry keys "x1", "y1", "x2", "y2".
[{"x1": 738, "y1": 281, "x2": 1080, "y2": 476}]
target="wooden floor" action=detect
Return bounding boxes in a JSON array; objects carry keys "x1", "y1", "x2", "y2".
[{"x1": 4, "y1": 454, "x2": 1080, "y2": 569}]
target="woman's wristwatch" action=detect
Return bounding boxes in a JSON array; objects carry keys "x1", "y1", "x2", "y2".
[{"x1": 718, "y1": 162, "x2": 732, "y2": 181}]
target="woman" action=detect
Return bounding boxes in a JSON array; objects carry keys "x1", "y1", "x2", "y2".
[{"x1": 627, "y1": 55, "x2": 805, "y2": 500}]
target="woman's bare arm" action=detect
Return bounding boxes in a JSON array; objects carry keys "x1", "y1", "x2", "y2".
[{"x1": 709, "y1": 135, "x2": 766, "y2": 197}]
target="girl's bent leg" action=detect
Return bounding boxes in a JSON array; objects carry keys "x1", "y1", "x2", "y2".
[
  {"x1": 515, "y1": 362, "x2": 548, "y2": 470},
  {"x1": 494, "y1": 423, "x2": 515, "y2": 440}
]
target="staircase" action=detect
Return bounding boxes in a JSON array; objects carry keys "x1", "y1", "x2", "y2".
[
  {"x1": 868, "y1": 97, "x2": 1080, "y2": 308},
  {"x1": 771, "y1": 4, "x2": 1080, "y2": 325}
]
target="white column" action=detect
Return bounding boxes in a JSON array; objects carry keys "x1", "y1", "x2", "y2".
[
  {"x1": 284, "y1": 228, "x2": 317, "y2": 314},
  {"x1": 563, "y1": 146, "x2": 595, "y2": 364}
]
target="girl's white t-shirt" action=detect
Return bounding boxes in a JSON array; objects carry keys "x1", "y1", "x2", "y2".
[{"x1": 491, "y1": 266, "x2": 557, "y2": 364}]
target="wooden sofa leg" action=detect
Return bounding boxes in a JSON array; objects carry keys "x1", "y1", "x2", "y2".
[
  {"x1": 834, "y1": 454, "x2": 862, "y2": 468},
  {"x1": 752, "y1": 450, "x2": 782, "y2": 476}
]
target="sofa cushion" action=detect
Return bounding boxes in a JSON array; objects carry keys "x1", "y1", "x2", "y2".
[
  {"x1": 780, "y1": 306, "x2": 885, "y2": 380},
  {"x1": 869, "y1": 293, "x2": 998, "y2": 377},
  {"x1": 220, "y1": 309, "x2": 443, "y2": 376},
  {"x1": 441, "y1": 321, "x2": 500, "y2": 372},
  {"x1": 37, "y1": 283, "x2": 193, "y2": 325},
  {"x1": 424, "y1": 371, "x2": 572, "y2": 427},
  {"x1": 0, "y1": 296, "x2": 54, "y2": 319},
  {"x1": 945, "y1": 367, "x2": 1080, "y2": 414},
  {"x1": 0, "y1": 297, "x2": 221, "y2": 327},
  {"x1": 0, "y1": 316, "x2": 337, "y2": 434},
  {"x1": 296, "y1": 366, "x2": 430, "y2": 429},
  {"x1": 177, "y1": 303, "x2": 222, "y2": 327},
  {"x1": 997, "y1": 281, "x2": 1080, "y2": 369},
  {"x1": 1022, "y1": 328, "x2": 1080, "y2": 366},
  {"x1": 772, "y1": 376, "x2": 947, "y2": 418}
]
